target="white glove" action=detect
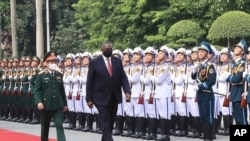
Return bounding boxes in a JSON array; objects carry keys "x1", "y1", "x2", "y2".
[
  {"x1": 243, "y1": 71, "x2": 248, "y2": 78},
  {"x1": 170, "y1": 74, "x2": 175, "y2": 81},
  {"x1": 192, "y1": 66, "x2": 198, "y2": 74},
  {"x1": 140, "y1": 75, "x2": 144, "y2": 81},
  {"x1": 193, "y1": 86, "x2": 199, "y2": 91},
  {"x1": 183, "y1": 75, "x2": 188, "y2": 83}
]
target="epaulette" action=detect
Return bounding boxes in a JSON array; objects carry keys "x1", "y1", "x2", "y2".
[
  {"x1": 55, "y1": 70, "x2": 63, "y2": 74},
  {"x1": 39, "y1": 69, "x2": 49, "y2": 74},
  {"x1": 38, "y1": 70, "x2": 45, "y2": 74}
]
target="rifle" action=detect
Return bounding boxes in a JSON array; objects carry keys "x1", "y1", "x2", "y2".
[
  {"x1": 241, "y1": 39, "x2": 248, "y2": 108},
  {"x1": 223, "y1": 38, "x2": 231, "y2": 107},
  {"x1": 138, "y1": 53, "x2": 144, "y2": 104},
  {"x1": 181, "y1": 48, "x2": 188, "y2": 103},
  {"x1": 76, "y1": 56, "x2": 82, "y2": 101},
  {"x1": 148, "y1": 54, "x2": 156, "y2": 104}
]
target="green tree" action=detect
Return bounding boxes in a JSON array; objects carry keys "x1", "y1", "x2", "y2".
[
  {"x1": 166, "y1": 20, "x2": 205, "y2": 49},
  {"x1": 207, "y1": 11, "x2": 250, "y2": 46}
]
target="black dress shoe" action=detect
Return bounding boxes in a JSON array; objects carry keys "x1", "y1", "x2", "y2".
[
  {"x1": 155, "y1": 135, "x2": 170, "y2": 141},
  {"x1": 146, "y1": 133, "x2": 157, "y2": 140},
  {"x1": 30, "y1": 119, "x2": 40, "y2": 124},
  {"x1": 73, "y1": 125, "x2": 84, "y2": 131},
  {"x1": 24, "y1": 119, "x2": 31, "y2": 123},
  {"x1": 121, "y1": 131, "x2": 135, "y2": 137},
  {"x1": 82, "y1": 126, "x2": 93, "y2": 132},
  {"x1": 113, "y1": 130, "x2": 122, "y2": 136}
]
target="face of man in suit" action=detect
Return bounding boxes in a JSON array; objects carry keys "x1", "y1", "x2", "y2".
[{"x1": 101, "y1": 42, "x2": 113, "y2": 58}]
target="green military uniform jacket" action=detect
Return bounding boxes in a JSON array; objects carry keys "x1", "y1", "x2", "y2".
[{"x1": 34, "y1": 69, "x2": 67, "y2": 111}]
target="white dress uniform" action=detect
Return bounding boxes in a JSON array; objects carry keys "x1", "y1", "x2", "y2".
[
  {"x1": 171, "y1": 63, "x2": 187, "y2": 117},
  {"x1": 217, "y1": 63, "x2": 232, "y2": 116},
  {"x1": 186, "y1": 62, "x2": 200, "y2": 117},
  {"x1": 141, "y1": 63, "x2": 156, "y2": 118},
  {"x1": 153, "y1": 62, "x2": 172, "y2": 119},
  {"x1": 63, "y1": 67, "x2": 74, "y2": 112},
  {"x1": 72, "y1": 67, "x2": 83, "y2": 113},
  {"x1": 127, "y1": 63, "x2": 145, "y2": 117}
]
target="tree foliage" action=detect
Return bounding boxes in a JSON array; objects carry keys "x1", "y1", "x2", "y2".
[
  {"x1": 166, "y1": 20, "x2": 205, "y2": 48},
  {"x1": 1, "y1": 0, "x2": 250, "y2": 57},
  {"x1": 207, "y1": 11, "x2": 250, "y2": 42}
]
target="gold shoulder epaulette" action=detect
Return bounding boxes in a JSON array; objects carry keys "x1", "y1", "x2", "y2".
[
  {"x1": 38, "y1": 70, "x2": 45, "y2": 74},
  {"x1": 55, "y1": 70, "x2": 63, "y2": 74}
]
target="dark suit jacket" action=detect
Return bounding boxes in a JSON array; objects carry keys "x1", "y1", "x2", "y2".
[{"x1": 86, "y1": 55, "x2": 131, "y2": 106}]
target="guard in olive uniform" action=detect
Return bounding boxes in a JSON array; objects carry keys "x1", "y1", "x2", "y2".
[
  {"x1": 34, "y1": 51, "x2": 68, "y2": 141},
  {"x1": 228, "y1": 39, "x2": 248, "y2": 125},
  {"x1": 191, "y1": 41, "x2": 217, "y2": 141},
  {"x1": 30, "y1": 56, "x2": 41, "y2": 124}
]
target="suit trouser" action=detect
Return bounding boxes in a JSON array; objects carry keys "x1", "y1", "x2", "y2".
[
  {"x1": 40, "y1": 109, "x2": 66, "y2": 141},
  {"x1": 96, "y1": 96, "x2": 118, "y2": 141}
]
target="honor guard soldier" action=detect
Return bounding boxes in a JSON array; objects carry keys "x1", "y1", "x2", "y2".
[
  {"x1": 127, "y1": 47, "x2": 144, "y2": 138},
  {"x1": 63, "y1": 53, "x2": 75, "y2": 129},
  {"x1": 191, "y1": 41, "x2": 217, "y2": 141},
  {"x1": 140, "y1": 47, "x2": 158, "y2": 140},
  {"x1": 228, "y1": 39, "x2": 248, "y2": 125},
  {"x1": 243, "y1": 46, "x2": 250, "y2": 126},
  {"x1": 171, "y1": 48, "x2": 189, "y2": 137},
  {"x1": 112, "y1": 49, "x2": 126, "y2": 136},
  {"x1": 72, "y1": 53, "x2": 86, "y2": 131},
  {"x1": 6, "y1": 58, "x2": 15, "y2": 121},
  {"x1": 208, "y1": 46, "x2": 221, "y2": 138},
  {"x1": 15, "y1": 56, "x2": 25, "y2": 122},
  {"x1": 154, "y1": 45, "x2": 173, "y2": 141},
  {"x1": 5, "y1": 59, "x2": 13, "y2": 121},
  {"x1": 120, "y1": 48, "x2": 134, "y2": 137},
  {"x1": 81, "y1": 52, "x2": 97, "y2": 133},
  {"x1": 0, "y1": 59, "x2": 4, "y2": 119},
  {"x1": 0, "y1": 59, "x2": 8, "y2": 120},
  {"x1": 34, "y1": 51, "x2": 67, "y2": 141},
  {"x1": 22, "y1": 56, "x2": 33, "y2": 123},
  {"x1": 8, "y1": 57, "x2": 19, "y2": 122},
  {"x1": 217, "y1": 48, "x2": 233, "y2": 135},
  {"x1": 30, "y1": 56, "x2": 41, "y2": 124},
  {"x1": 186, "y1": 47, "x2": 202, "y2": 138}
]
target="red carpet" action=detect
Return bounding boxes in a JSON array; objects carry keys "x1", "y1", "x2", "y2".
[{"x1": 0, "y1": 129, "x2": 57, "y2": 141}]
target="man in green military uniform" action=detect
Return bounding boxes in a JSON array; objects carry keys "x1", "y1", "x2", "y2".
[{"x1": 34, "y1": 51, "x2": 68, "y2": 141}]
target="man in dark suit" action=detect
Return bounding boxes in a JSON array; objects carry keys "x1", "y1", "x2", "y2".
[
  {"x1": 86, "y1": 41, "x2": 131, "y2": 141},
  {"x1": 34, "y1": 51, "x2": 68, "y2": 141}
]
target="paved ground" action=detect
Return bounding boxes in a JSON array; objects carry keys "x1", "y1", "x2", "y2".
[{"x1": 0, "y1": 120, "x2": 229, "y2": 141}]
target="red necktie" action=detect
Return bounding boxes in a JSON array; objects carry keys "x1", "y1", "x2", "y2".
[{"x1": 106, "y1": 58, "x2": 112, "y2": 77}]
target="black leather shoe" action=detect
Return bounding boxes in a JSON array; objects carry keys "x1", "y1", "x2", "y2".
[
  {"x1": 82, "y1": 126, "x2": 93, "y2": 132},
  {"x1": 73, "y1": 125, "x2": 84, "y2": 131},
  {"x1": 24, "y1": 119, "x2": 31, "y2": 123},
  {"x1": 155, "y1": 135, "x2": 170, "y2": 141},
  {"x1": 113, "y1": 130, "x2": 122, "y2": 136},
  {"x1": 146, "y1": 133, "x2": 157, "y2": 140},
  {"x1": 30, "y1": 119, "x2": 40, "y2": 124}
]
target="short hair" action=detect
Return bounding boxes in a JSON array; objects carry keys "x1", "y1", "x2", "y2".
[{"x1": 101, "y1": 41, "x2": 112, "y2": 49}]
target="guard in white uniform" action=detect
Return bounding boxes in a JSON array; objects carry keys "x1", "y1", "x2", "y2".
[
  {"x1": 121, "y1": 48, "x2": 135, "y2": 137},
  {"x1": 186, "y1": 47, "x2": 202, "y2": 138},
  {"x1": 171, "y1": 48, "x2": 189, "y2": 137},
  {"x1": 112, "y1": 49, "x2": 126, "y2": 136},
  {"x1": 63, "y1": 53, "x2": 75, "y2": 129},
  {"x1": 82, "y1": 52, "x2": 99, "y2": 133},
  {"x1": 217, "y1": 48, "x2": 233, "y2": 136},
  {"x1": 72, "y1": 53, "x2": 85, "y2": 131},
  {"x1": 154, "y1": 46, "x2": 172, "y2": 141},
  {"x1": 126, "y1": 47, "x2": 145, "y2": 138},
  {"x1": 140, "y1": 47, "x2": 158, "y2": 140}
]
